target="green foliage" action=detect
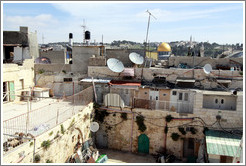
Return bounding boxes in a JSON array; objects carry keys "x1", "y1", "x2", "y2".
[
  {"x1": 120, "y1": 113, "x2": 127, "y2": 121},
  {"x1": 239, "y1": 71, "x2": 243, "y2": 75},
  {"x1": 136, "y1": 115, "x2": 147, "y2": 132},
  {"x1": 49, "y1": 131, "x2": 53, "y2": 136},
  {"x1": 83, "y1": 114, "x2": 89, "y2": 122},
  {"x1": 62, "y1": 70, "x2": 66, "y2": 74},
  {"x1": 190, "y1": 127, "x2": 197, "y2": 134},
  {"x1": 60, "y1": 124, "x2": 65, "y2": 134},
  {"x1": 93, "y1": 102, "x2": 101, "y2": 109},
  {"x1": 34, "y1": 154, "x2": 41, "y2": 162},
  {"x1": 164, "y1": 126, "x2": 168, "y2": 134},
  {"x1": 46, "y1": 159, "x2": 53, "y2": 163},
  {"x1": 171, "y1": 133, "x2": 180, "y2": 141},
  {"x1": 38, "y1": 69, "x2": 45, "y2": 74},
  {"x1": 178, "y1": 127, "x2": 186, "y2": 135},
  {"x1": 68, "y1": 118, "x2": 75, "y2": 130},
  {"x1": 29, "y1": 142, "x2": 33, "y2": 146},
  {"x1": 165, "y1": 115, "x2": 174, "y2": 122},
  {"x1": 94, "y1": 109, "x2": 109, "y2": 123},
  {"x1": 41, "y1": 140, "x2": 51, "y2": 150},
  {"x1": 54, "y1": 131, "x2": 60, "y2": 139}
]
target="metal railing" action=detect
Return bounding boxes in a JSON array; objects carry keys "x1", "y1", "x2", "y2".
[
  {"x1": 133, "y1": 98, "x2": 193, "y2": 113},
  {"x1": 3, "y1": 86, "x2": 93, "y2": 155}
]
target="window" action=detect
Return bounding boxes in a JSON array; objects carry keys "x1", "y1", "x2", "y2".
[
  {"x1": 184, "y1": 93, "x2": 188, "y2": 101},
  {"x1": 172, "y1": 91, "x2": 177, "y2": 95},
  {"x1": 221, "y1": 99, "x2": 224, "y2": 104},
  {"x1": 156, "y1": 96, "x2": 159, "y2": 100},
  {"x1": 179, "y1": 93, "x2": 183, "y2": 100},
  {"x1": 64, "y1": 78, "x2": 72, "y2": 82},
  {"x1": 215, "y1": 99, "x2": 218, "y2": 104},
  {"x1": 163, "y1": 93, "x2": 167, "y2": 96},
  {"x1": 144, "y1": 92, "x2": 148, "y2": 95}
]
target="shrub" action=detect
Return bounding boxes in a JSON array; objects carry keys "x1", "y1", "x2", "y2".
[
  {"x1": 41, "y1": 140, "x2": 51, "y2": 150},
  {"x1": 34, "y1": 154, "x2": 41, "y2": 162},
  {"x1": 165, "y1": 115, "x2": 174, "y2": 122},
  {"x1": 178, "y1": 127, "x2": 186, "y2": 135},
  {"x1": 46, "y1": 159, "x2": 53, "y2": 163},
  {"x1": 120, "y1": 113, "x2": 127, "y2": 120},
  {"x1": 136, "y1": 115, "x2": 147, "y2": 132},
  {"x1": 171, "y1": 133, "x2": 180, "y2": 141},
  {"x1": 49, "y1": 131, "x2": 53, "y2": 136},
  {"x1": 60, "y1": 124, "x2": 65, "y2": 134}
]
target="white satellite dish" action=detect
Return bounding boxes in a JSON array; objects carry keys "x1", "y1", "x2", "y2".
[
  {"x1": 90, "y1": 122, "x2": 99, "y2": 132},
  {"x1": 203, "y1": 64, "x2": 212, "y2": 74},
  {"x1": 107, "y1": 58, "x2": 124, "y2": 73},
  {"x1": 129, "y1": 52, "x2": 144, "y2": 65}
]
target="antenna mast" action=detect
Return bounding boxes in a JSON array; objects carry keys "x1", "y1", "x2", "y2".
[{"x1": 81, "y1": 19, "x2": 86, "y2": 45}]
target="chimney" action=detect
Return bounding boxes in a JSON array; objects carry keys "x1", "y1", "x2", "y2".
[{"x1": 20, "y1": 26, "x2": 28, "y2": 34}]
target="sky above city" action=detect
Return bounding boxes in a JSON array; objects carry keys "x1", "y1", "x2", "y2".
[{"x1": 2, "y1": 2, "x2": 244, "y2": 44}]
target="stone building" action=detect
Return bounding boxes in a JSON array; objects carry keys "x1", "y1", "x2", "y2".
[{"x1": 3, "y1": 26, "x2": 38, "y2": 102}]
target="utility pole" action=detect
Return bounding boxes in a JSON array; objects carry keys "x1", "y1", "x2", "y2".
[{"x1": 141, "y1": 10, "x2": 156, "y2": 81}]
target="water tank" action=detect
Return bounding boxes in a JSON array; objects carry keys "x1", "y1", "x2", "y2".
[
  {"x1": 69, "y1": 33, "x2": 73, "y2": 39},
  {"x1": 85, "y1": 31, "x2": 90, "y2": 40}
]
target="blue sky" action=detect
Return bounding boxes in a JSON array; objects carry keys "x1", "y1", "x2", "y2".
[{"x1": 2, "y1": 2, "x2": 244, "y2": 44}]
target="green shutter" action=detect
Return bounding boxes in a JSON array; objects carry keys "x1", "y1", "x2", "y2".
[
  {"x1": 138, "y1": 134, "x2": 149, "y2": 154},
  {"x1": 9, "y1": 82, "x2": 15, "y2": 101}
]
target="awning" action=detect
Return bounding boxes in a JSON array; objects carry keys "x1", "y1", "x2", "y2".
[
  {"x1": 203, "y1": 91, "x2": 232, "y2": 96},
  {"x1": 120, "y1": 68, "x2": 134, "y2": 77},
  {"x1": 176, "y1": 79, "x2": 195, "y2": 83},
  {"x1": 217, "y1": 80, "x2": 232, "y2": 84},
  {"x1": 205, "y1": 130, "x2": 242, "y2": 157}
]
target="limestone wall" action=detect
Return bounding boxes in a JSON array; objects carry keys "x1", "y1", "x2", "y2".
[
  {"x1": 168, "y1": 57, "x2": 243, "y2": 69},
  {"x1": 40, "y1": 50, "x2": 66, "y2": 64},
  {"x1": 34, "y1": 64, "x2": 71, "y2": 73},
  {"x1": 3, "y1": 103, "x2": 94, "y2": 163}
]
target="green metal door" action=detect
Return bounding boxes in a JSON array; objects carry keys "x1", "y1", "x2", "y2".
[
  {"x1": 138, "y1": 134, "x2": 149, "y2": 154},
  {"x1": 9, "y1": 82, "x2": 15, "y2": 101}
]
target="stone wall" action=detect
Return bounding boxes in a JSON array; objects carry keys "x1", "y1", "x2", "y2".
[
  {"x1": 106, "y1": 49, "x2": 145, "y2": 67},
  {"x1": 35, "y1": 72, "x2": 87, "y2": 96},
  {"x1": 40, "y1": 50, "x2": 66, "y2": 64},
  {"x1": 3, "y1": 103, "x2": 94, "y2": 163},
  {"x1": 97, "y1": 91, "x2": 243, "y2": 158},
  {"x1": 72, "y1": 46, "x2": 100, "y2": 74},
  {"x1": 34, "y1": 64, "x2": 71, "y2": 73},
  {"x1": 168, "y1": 57, "x2": 243, "y2": 69},
  {"x1": 89, "y1": 57, "x2": 106, "y2": 66}
]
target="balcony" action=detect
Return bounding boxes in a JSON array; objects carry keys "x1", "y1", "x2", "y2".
[{"x1": 133, "y1": 98, "x2": 193, "y2": 114}]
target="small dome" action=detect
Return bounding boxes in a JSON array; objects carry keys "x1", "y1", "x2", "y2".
[{"x1": 157, "y1": 42, "x2": 171, "y2": 52}]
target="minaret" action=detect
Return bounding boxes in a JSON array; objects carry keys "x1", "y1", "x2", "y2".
[{"x1": 200, "y1": 44, "x2": 204, "y2": 57}]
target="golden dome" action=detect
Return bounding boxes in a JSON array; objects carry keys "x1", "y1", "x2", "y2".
[{"x1": 157, "y1": 42, "x2": 171, "y2": 52}]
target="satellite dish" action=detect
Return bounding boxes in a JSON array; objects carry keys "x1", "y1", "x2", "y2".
[
  {"x1": 90, "y1": 122, "x2": 99, "y2": 132},
  {"x1": 129, "y1": 52, "x2": 144, "y2": 65},
  {"x1": 203, "y1": 64, "x2": 212, "y2": 74},
  {"x1": 107, "y1": 58, "x2": 124, "y2": 73}
]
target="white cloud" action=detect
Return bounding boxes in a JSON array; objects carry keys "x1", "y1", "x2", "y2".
[
  {"x1": 3, "y1": 14, "x2": 58, "y2": 30},
  {"x1": 136, "y1": 5, "x2": 242, "y2": 23}
]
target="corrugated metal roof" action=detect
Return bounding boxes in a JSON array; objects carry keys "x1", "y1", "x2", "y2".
[
  {"x1": 80, "y1": 78, "x2": 111, "y2": 83},
  {"x1": 205, "y1": 130, "x2": 242, "y2": 157}
]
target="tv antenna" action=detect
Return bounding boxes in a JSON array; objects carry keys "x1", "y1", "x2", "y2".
[
  {"x1": 141, "y1": 10, "x2": 156, "y2": 81},
  {"x1": 145, "y1": 10, "x2": 156, "y2": 47},
  {"x1": 81, "y1": 19, "x2": 86, "y2": 44},
  {"x1": 107, "y1": 58, "x2": 125, "y2": 73}
]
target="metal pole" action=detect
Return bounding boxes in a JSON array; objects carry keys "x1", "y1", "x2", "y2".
[
  {"x1": 26, "y1": 98, "x2": 30, "y2": 135},
  {"x1": 33, "y1": 138, "x2": 36, "y2": 163}
]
